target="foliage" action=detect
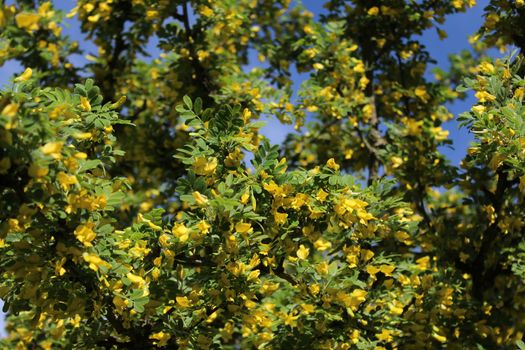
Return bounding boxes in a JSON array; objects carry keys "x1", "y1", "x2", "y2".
[{"x1": 1, "y1": 0, "x2": 525, "y2": 349}]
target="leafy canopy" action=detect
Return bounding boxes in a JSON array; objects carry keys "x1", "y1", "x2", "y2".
[{"x1": 1, "y1": 1, "x2": 525, "y2": 349}]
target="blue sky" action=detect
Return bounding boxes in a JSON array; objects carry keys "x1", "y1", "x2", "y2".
[{"x1": 0, "y1": 0, "x2": 495, "y2": 337}]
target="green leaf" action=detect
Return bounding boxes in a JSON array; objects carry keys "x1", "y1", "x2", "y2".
[
  {"x1": 107, "y1": 191, "x2": 125, "y2": 207},
  {"x1": 183, "y1": 95, "x2": 193, "y2": 110},
  {"x1": 79, "y1": 159, "x2": 102, "y2": 172},
  {"x1": 456, "y1": 85, "x2": 470, "y2": 93},
  {"x1": 194, "y1": 97, "x2": 202, "y2": 114}
]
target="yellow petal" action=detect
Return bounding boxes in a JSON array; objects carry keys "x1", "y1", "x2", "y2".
[
  {"x1": 1, "y1": 103, "x2": 19, "y2": 118},
  {"x1": 296, "y1": 244, "x2": 310, "y2": 260},
  {"x1": 15, "y1": 13, "x2": 40, "y2": 31},
  {"x1": 14, "y1": 68, "x2": 33, "y2": 82},
  {"x1": 80, "y1": 97, "x2": 91, "y2": 112},
  {"x1": 176, "y1": 296, "x2": 191, "y2": 308},
  {"x1": 40, "y1": 141, "x2": 63, "y2": 156},
  {"x1": 235, "y1": 222, "x2": 253, "y2": 234},
  {"x1": 192, "y1": 191, "x2": 208, "y2": 205}
]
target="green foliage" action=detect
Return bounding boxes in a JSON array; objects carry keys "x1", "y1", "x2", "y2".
[{"x1": 1, "y1": 0, "x2": 525, "y2": 349}]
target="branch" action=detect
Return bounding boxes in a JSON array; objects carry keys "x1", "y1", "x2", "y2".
[
  {"x1": 469, "y1": 170, "x2": 510, "y2": 299},
  {"x1": 181, "y1": 2, "x2": 216, "y2": 102}
]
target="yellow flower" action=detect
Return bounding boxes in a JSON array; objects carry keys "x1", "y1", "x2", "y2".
[
  {"x1": 431, "y1": 326, "x2": 447, "y2": 343},
  {"x1": 309, "y1": 284, "x2": 321, "y2": 295},
  {"x1": 514, "y1": 87, "x2": 525, "y2": 100},
  {"x1": 242, "y1": 108, "x2": 252, "y2": 122},
  {"x1": 304, "y1": 47, "x2": 319, "y2": 58},
  {"x1": 474, "y1": 90, "x2": 496, "y2": 103},
  {"x1": 56, "y1": 171, "x2": 78, "y2": 190},
  {"x1": 353, "y1": 61, "x2": 365, "y2": 73},
  {"x1": 478, "y1": 61, "x2": 495, "y2": 74},
  {"x1": 206, "y1": 309, "x2": 221, "y2": 323},
  {"x1": 73, "y1": 132, "x2": 93, "y2": 140},
  {"x1": 14, "y1": 68, "x2": 33, "y2": 82},
  {"x1": 376, "y1": 329, "x2": 393, "y2": 342},
  {"x1": 159, "y1": 234, "x2": 171, "y2": 247},
  {"x1": 303, "y1": 24, "x2": 314, "y2": 35},
  {"x1": 367, "y1": 6, "x2": 379, "y2": 16},
  {"x1": 313, "y1": 63, "x2": 325, "y2": 70},
  {"x1": 196, "y1": 50, "x2": 209, "y2": 62},
  {"x1": 54, "y1": 257, "x2": 66, "y2": 276},
  {"x1": 429, "y1": 126, "x2": 449, "y2": 141},
  {"x1": 366, "y1": 265, "x2": 381, "y2": 277},
  {"x1": 172, "y1": 223, "x2": 191, "y2": 243},
  {"x1": 129, "y1": 241, "x2": 151, "y2": 259},
  {"x1": 360, "y1": 249, "x2": 374, "y2": 262},
  {"x1": 74, "y1": 152, "x2": 88, "y2": 159},
  {"x1": 151, "y1": 268, "x2": 160, "y2": 281},
  {"x1": 337, "y1": 289, "x2": 368, "y2": 310},
  {"x1": 40, "y1": 141, "x2": 63, "y2": 158},
  {"x1": 350, "y1": 329, "x2": 360, "y2": 344},
  {"x1": 315, "y1": 261, "x2": 329, "y2": 275},
  {"x1": 274, "y1": 211, "x2": 288, "y2": 225},
  {"x1": 193, "y1": 156, "x2": 217, "y2": 176},
  {"x1": 74, "y1": 222, "x2": 96, "y2": 246},
  {"x1": 301, "y1": 303, "x2": 315, "y2": 314},
  {"x1": 432, "y1": 332, "x2": 447, "y2": 343},
  {"x1": 359, "y1": 76, "x2": 369, "y2": 90},
  {"x1": 197, "y1": 220, "x2": 211, "y2": 234},
  {"x1": 379, "y1": 264, "x2": 396, "y2": 276},
  {"x1": 264, "y1": 181, "x2": 287, "y2": 197},
  {"x1": 192, "y1": 191, "x2": 209, "y2": 206},
  {"x1": 113, "y1": 295, "x2": 130, "y2": 310},
  {"x1": 126, "y1": 272, "x2": 146, "y2": 287},
  {"x1": 247, "y1": 269, "x2": 260, "y2": 281},
  {"x1": 15, "y1": 13, "x2": 40, "y2": 31},
  {"x1": 87, "y1": 14, "x2": 100, "y2": 22},
  {"x1": 146, "y1": 10, "x2": 158, "y2": 19},
  {"x1": 235, "y1": 222, "x2": 253, "y2": 234},
  {"x1": 306, "y1": 105, "x2": 318, "y2": 112},
  {"x1": 471, "y1": 105, "x2": 486, "y2": 114},
  {"x1": 314, "y1": 238, "x2": 332, "y2": 251},
  {"x1": 150, "y1": 331, "x2": 171, "y2": 347},
  {"x1": 176, "y1": 296, "x2": 191, "y2": 308},
  {"x1": 240, "y1": 191, "x2": 250, "y2": 204},
  {"x1": 403, "y1": 118, "x2": 423, "y2": 135},
  {"x1": 79, "y1": 97, "x2": 91, "y2": 112},
  {"x1": 282, "y1": 312, "x2": 299, "y2": 327},
  {"x1": 199, "y1": 5, "x2": 214, "y2": 17},
  {"x1": 390, "y1": 156, "x2": 403, "y2": 169},
  {"x1": 414, "y1": 86, "x2": 430, "y2": 103},
  {"x1": 388, "y1": 301, "x2": 404, "y2": 315},
  {"x1": 416, "y1": 256, "x2": 430, "y2": 270},
  {"x1": 1, "y1": 103, "x2": 19, "y2": 118},
  {"x1": 137, "y1": 213, "x2": 162, "y2": 231},
  {"x1": 296, "y1": 244, "x2": 310, "y2": 260},
  {"x1": 82, "y1": 252, "x2": 111, "y2": 272},
  {"x1": 326, "y1": 158, "x2": 340, "y2": 170},
  {"x1": 451, "y1": 0, "x2": 464, "y2": 9},
  {"x1": 315, "y1": 189, "x2": 329, "y2": 202},
  {"x1": 260, "y1": 282, "x2": 280, "y2": 295}
]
